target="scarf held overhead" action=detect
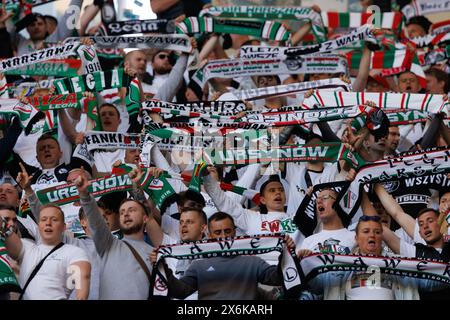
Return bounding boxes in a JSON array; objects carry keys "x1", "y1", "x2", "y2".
[
  {"x1": 0, "y1": 42, "x2": 80, "y2": 72},
  {"x1": 176, "y1": 16, "x2": 291, "y2": 42},
  {"x1": 151, "y1": 234, "x2": 301, "y2": 298},
  {"x1": 65, "y1": 34, "x2": 193, "y2": 52},
  {"x1": 53, "y1": 68, "x2": 131, "y2": 94},
  {"x1": 199, "y1": 5, "x2": 326, "y2": 42},
  {"x1": 193, "y1": 55, "x2": 348, "y2": 87}
]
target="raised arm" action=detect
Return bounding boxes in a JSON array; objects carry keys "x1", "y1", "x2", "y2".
[
  {"x1": 154, "y1": 53, "x2": 189, "y2": 102},
  {"x1": 382, "y1": 225, "x2": 401, "y2": 254},
  {"x1": 374, "y1": 183, "x2": 416, "y2": 239},
  {"x1": 352, "y1": 45, "x2": 371, "y2": 92},
  {"x1": 1, "y1": 218, "x2": 23, "y2": 260},
  {"x1": 203, "y1": 166, "x2": 252, "y2": 234},
  {"x1": 75, "y1": 168, "x2": 115, "y2": 256}
]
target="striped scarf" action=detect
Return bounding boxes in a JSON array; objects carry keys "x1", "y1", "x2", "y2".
[
  {"x1": 407, "y1": 33, "x2": 450, "y2": 48},
  {"x1": 431, "y1": 19, "x2": 450, "y2": 35},
  {"x1": 142, "y1": 100, "x2": 248, "y2": 116},
  {"x1": 193, "y1": 55, "x2": 348, "y2": 87},
  {"x1": 176, "y1": 17, "x2": 291, "y2": 42},
  {"x1": 0, "y1": 99, "x2": 39, "y2": 128},
  {"x1": 199, "y1": 5, "x2": 326, "y2": 42},
  {"x1": 337, "y1": 147, "x2": 450, "y2": 220},
  {"x1": 300, "y1": 252, "x2": 450, "y2": 286},
  {"x1": 151, "y1": 233, "x2": 301, "y2": 298},
  {"x1": 203, "y1": 142, "x2": 364, "y2": 169},
  {"x1": 0, "y1": 42, "x2": 80, "y2": 72},
  {"x1": 402, "y1": 0, "x2": 450, "y2": 19},
  {"x1": 66, "y1": 34, "x2": 193, "y2": 52},
  {"x1": 0, "y1": 241, "x2": 21, "y2": 294},
  {"x1": 321, "y1": 11, "x2": 404, "y2": 36},
  {"x1": 240, "y1": 25, "x2": 375, "y2": 59},
  {"x1": 3, "y1": 59, "x2": 81, "y2": 77},
  {"x1": 231, "y1": 77, "x2": 352, "y2": 101},
  {"x1": 346, "y1": 44, "x2": 426, "y2": 87},
  {"x1": 302, "y1": 91, "x2": 449, "y2": 113}
]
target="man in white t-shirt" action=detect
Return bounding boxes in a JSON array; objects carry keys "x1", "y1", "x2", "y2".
[
  {"x1": 299, "y1": 188, "x2": 355, "y2": 255},
  {"x1": 0, "y1": 204, "x2": 91, "y2": 300}
]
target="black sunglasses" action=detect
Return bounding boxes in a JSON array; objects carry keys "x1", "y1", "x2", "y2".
[
  {"x1": 359, "y1": 215, "x2": 381, "y2": 222},
  {"x1": 157, "y1": 53, "x2": 170, "y2": 60}
]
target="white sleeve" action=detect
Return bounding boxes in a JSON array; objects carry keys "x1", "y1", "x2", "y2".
[
  {"x1": 67, "y1": 246, "x2": 90, "y2": 265},
  {"x1": 225, "y1": 164, "x2": 261, "y2": 205},
  {"x1": 203, "y1": 175, "x2": 255, "y2": 233},
  {"x1": 399, "y1": 240, "x2": 417, "y2": 257},
  {"x1": 17, "y1": 239, "x2": 34, "y2": 263}
]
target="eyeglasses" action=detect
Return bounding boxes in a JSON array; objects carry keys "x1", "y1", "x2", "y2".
[
  {"x1": 157, "y1": 54, "x2": 169, "y2": 60},
  {"x1": 359, "y1": 215, "x2": 381, "y2": 222},
  {"x1": 316, "y1": 195, "x2": 336, "y2": 201}
]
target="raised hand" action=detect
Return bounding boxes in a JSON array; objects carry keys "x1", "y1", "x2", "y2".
[
  {"x1": 74, "y1": 167, "x2": 91, "y2": 197},
  {"x1": 17, "y1": 163, "x2": 34, "y2": 195}
]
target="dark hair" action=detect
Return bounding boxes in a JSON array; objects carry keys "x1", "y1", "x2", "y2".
[
  {"x1": 259, "y1": 175, "x2": 283, "y2": 195},
  {"x1": 119, "y1": 198, "x2": 149, "y2": 216},
  {"x1": 417, "y1": 208, "x2": 439, "y2": 219},
  {"x1": 355, "y1": 215, "x2": 382, "y2": 234},
  {"x1": 0, "y1": 204, "x2": 17, "y2": 213},
  {"x1": 425, "y1": 68, "x2": 450, "y2": 93},
  {"x1": 37, "y1": 133, "x2": 59, "y2": 146},
  {"x1": 180, "y1": 206, "x2": 207, "y2": 225},
  {"x1": 208, "y1": 211, "x2": 235, "y2": 229},
  {"x1": 99, "y1": 103, "x2": 120, "y2": 118},
  {"x1": 177, "y1": 190, "x2": 206, "y2": 209},
  {"x1": 406, "y1": 16, "x2": 432, "y2": 34}
]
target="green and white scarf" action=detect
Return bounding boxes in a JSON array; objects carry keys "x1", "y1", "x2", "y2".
[
  {"x1": 176, "y1": 16, "x2": 291, "y2": 42},
  {"x1": 152, "y1": 233, "x2": 301, "y2": 298},
  {"x1": 240, "y1": 25, "x2": 375, "y2": 59},
  {"x1": 53, "y1": 68, "x2": 131, "y2": 94},
  {"x1": 0, "y1": 241, "x2": 21, "y2": 294},
  {"x1": 77, "y1": 45, "x2": 102, "y2": 75},
  {"x1": 321, "y1": 11, "x2": 404, "y2": 36},
  {"x1": 300, "y1": 252, "x2": 450, "y2": 285},
  {"x1": 142, "y1": 99, "x2": 248, "y2": 116},
  {"x1": 193, "y1": 55, "x2": 348, "y2": 87},
  {"x1": 27, "y1": 92, "x2": 96, "y2": 112},
  {"x1": 0, "y1": 42, "x2": 80, "y2": 72},
  {"x1": 203, "y1": 142, "x2": 364, "y2": 169},
  {"x1": 351, "y1": 109, "x2": 431, "y2": 131},
  {"x1": 0, "y1": 99, "x2": 39, "y2": 128},
  {"x1": 302, "y1": 91, "x2": 449, "y2": 113},
  {"x1": 3, "y1": 58, "x2": 80, "y2": 77},
  {"x1": 199, "y1": 5, "x2": 326, "y2": 42},
  {"x1": 65, "y1": 34, "x2": 193, "y2": 52},
  {"x1": 231, "y1": 78, "x2": 351, "y2": 101},
  {"x1": 337, "y1": 147, "x2": 450, "y2": 219},
  {"x1": 402, "y1": 0, "x2": 450, "y2": 19}
]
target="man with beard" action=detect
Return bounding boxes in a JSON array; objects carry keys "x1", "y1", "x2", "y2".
[{"x1": 75, "y1": 168, "x2": 154, "y2": 300}]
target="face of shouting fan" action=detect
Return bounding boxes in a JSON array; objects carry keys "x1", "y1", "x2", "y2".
[
  {"x1": 316, "y1": 189, "x2": 338, "y2": 223},
  {"x1": 260, "y1": 181, "x2": 286, "y2": 212}
]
